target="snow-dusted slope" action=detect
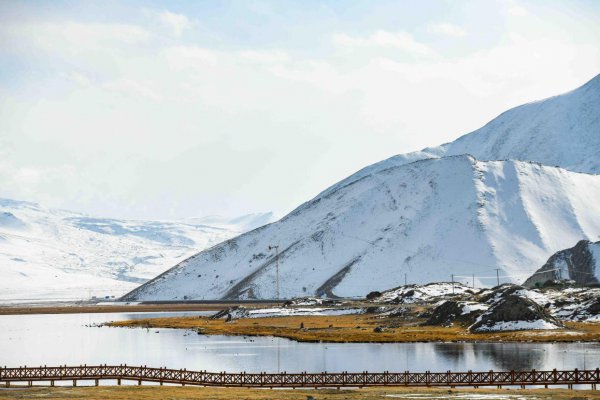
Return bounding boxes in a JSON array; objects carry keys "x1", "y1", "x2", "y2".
[
  {"x1": 123, "y1": 156, "x2": 600, "y2": 300},
  {"x1": 320, "y1": 74, "x2": 600, "y2": 198},
  {"x1": 0, "y1": 198, "x2": 273, "y2": 302}
]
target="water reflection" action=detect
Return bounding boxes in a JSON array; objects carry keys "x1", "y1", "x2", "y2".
[{"x1": 0, "y1": 312, "x2": 598, "y2": 373}]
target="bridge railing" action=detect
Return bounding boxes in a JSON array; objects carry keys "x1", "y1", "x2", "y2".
[{"x1": 1, "y1": 365, "x2": 599, "y2": 388}]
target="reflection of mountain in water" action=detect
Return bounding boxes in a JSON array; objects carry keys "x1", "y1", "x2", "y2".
[
  {"x1": 484, "y1": 344, "x2": 547, "y2": 371},
  {"x1": 432, "y1": 343, "x2": 470, "y2": 370},
  {"x1": 432, "y1": 343, "x2": 548, "y2": 371}
]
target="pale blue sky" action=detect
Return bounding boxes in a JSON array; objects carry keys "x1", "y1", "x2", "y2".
[{"x1": 1, "y1": 0, "x2": 599, "y2": 219}]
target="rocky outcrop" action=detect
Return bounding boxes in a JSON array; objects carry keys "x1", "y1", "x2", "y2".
[
  {"x1": 210, "y1": 306, "x2": 250, "y2": 321},
  {"x1": 469, "y1": 295, "x2": 563, "y2": 332},
  {"x1": 424, "y1": 300, "x2": 486, "y2": 326},
  {"x1": 524, "y1": 240, "x2": 600, "y2": 287}
]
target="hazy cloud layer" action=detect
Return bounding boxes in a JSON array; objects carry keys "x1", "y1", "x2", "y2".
[{"x1": 0, "y1": 1, "x2": 599, "y2": 220}]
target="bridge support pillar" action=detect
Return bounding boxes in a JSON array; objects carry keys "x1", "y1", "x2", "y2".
[
  {"x1": 544, "y1": 384, "x2": 548, "y2": 388},
  {"x1": 5, "y1": 382, "x2": 9, "y2": 388},
  {"x1": 117, "y1": 378, "x2": 121, "y2": 385},
  {"x1": 50, "y1": 380, "x2": 55, "y2": 387},
  {"x1": 497, "y1": 385, "x2": 501, "y2": 389},
  {"x1": 568, "y1": 384, "x2": 573, "y2": 390},
  {"x1": 73, "y1": 379, "x2": 77, "y2": 387},
  {"x1": 95, "y1": 379, "x2": 99, "y2": 386},
  {"x1": 28, "y1": 380, "x2": 32, "y2": 387},
  {"x1": 138, "y1": 379, "x2": 141, "y2": 386},
  {"x1": 160, "y1": 381, "x2": 163, "y2": 386}
]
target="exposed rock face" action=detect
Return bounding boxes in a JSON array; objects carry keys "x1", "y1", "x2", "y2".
[
  {"x1": 424, "y1": 300, "x2": 485, "y2": 326},
  {"x1": 209, "y1": 306, "x2": 250, "y2": 321},
  {"x1": 469, "y1": 295, "x2": 563, "y2": 332},
  {"x1": 524, "y1": 240, "x2": 600, "y2": 287}
]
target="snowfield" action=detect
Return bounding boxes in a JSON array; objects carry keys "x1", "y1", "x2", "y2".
[
  {"x1": 0, "y1": 198, "x2": 273, "y2": 302},
  {"x1": 123, "y1": 156, "x2": 600, "y2": 300}
]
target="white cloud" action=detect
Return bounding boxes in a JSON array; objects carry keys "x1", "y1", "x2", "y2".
[
  {"x1": 157, "y1": 10, "x2": 191, "y2": 37},
  {"x1": 507, "y1": 5, "x2": 528, "y2": 17},
  {"x1": 163, "y1": 45, "x2": 218, "y2": 69},
  {"x1": 1, "y1": 5, "x2": 599, "y2": 219},
  {"x1": 333, "y1": 30, "x2": 435, "y2": 56},
  {"x1": 102, "y1": 79, "x2": 162, "y2": 101},
  {"x1": 238, "y1": 50, "x2": 290, "y2": 64},
  {"x1": 428, "y1": 22, "x2": 467, "y2": 37}
]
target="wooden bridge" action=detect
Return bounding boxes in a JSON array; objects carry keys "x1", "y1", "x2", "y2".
[{"x1": 1, "y1": 365, "x2": 598, "y2": 389}]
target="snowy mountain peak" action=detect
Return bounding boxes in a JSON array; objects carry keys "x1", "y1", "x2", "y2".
[{"x1": 319, "y1": 73, "x2": 600, "y2": 200}]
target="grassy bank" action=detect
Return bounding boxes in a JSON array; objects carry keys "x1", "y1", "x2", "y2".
[
  {"x1": 108, "y1": 313, "x2": 600, "y2": 343},
  {"x1": 1, "y1": 385, "x2": 599, "y2": 400}
]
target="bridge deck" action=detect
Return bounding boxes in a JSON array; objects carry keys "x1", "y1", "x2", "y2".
[{"x1": 1, "y1": 365, "x2": 598, "y2": 388}]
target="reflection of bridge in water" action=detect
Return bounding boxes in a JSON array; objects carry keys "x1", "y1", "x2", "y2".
[{"x1": 1, "y1": 365, "x2": 598, "y2": 389}]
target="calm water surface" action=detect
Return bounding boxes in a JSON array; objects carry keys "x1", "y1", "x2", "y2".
[{"x1": 0, "y1": 312, "x2": 598, "y2": 373}]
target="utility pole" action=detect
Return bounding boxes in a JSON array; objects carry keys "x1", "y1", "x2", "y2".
[
  {"x1": 472, "y1": 273, "x2": 475, "y2": 289},
  {"x1": 404, "y1": 273, "x2": 407, "y2": 286},
  {"x1": 269, "y1": 245, "x2": 280, "y2": 301},
  {"x1": 451, "y1": 274, "x2": 455, "y2": 294},
  {"x1": 495, "y1": 268, "x2": 500, "y2": 287}
]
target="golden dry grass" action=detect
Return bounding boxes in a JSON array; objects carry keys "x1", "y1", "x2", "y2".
[
  {"x1": 108, "y1": 314, "x2": 600, "y2": 343},
  {"x1": 1, "y1": 385, "x2": 599, "y2": 400}
]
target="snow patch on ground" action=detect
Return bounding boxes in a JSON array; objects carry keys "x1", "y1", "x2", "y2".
[{"x1": 472, "y1": 319, "x2": 562, "y2": 332}]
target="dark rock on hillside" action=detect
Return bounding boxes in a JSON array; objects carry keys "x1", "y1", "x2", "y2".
[
  {"x1": 424, "y1": 301, "x2": 484, "y2": 326},
  {"x1": 210, "y1": 306, "x2": 250, "y2": 321},
  {"x1": 366, "y1": 291, "x2": 382, "y2": 300},
  {"x1": 469, "y1": 295, "x2": 562, "y2": 332},
  {"x1": 477, "y1": 284, "x2": 525, "y2": 304},
  {"x1": 524, "y1": 240, "x2": 600, "y2": 287}
]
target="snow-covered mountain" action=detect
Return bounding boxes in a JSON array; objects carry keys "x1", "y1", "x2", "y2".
[
  {"x1": 123, "y1": 156, "x2": 600, "y2": 300},
  {"x1": 320, "y1": 73, "x2": 600, "y2": 198},
  {"x1": 0, "y1": 198, "x2": 273, "y2": 302}
]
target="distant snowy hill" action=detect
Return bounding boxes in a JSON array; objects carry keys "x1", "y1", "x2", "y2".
[
  {"x1": 186, "y1": 213, "x2": 275, "y2": 233},
  {"x1": 0, "y1": 198, "x2": 273, "y2": 302},
  {"x1": 123, "y1": 156, "x2": 600, "y2": 300}
]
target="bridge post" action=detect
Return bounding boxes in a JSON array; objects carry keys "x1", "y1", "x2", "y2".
[
  {"x1": 4, "y1": 381, "x2": 9, "y2": 388},
  {"x1": 73, "y1": 379, "x2": 77, "y2": 387},
  {"x1": 50, "y1": 380, "x2": 54, "y2": 387},
  {"x1": 28, "y1": 380, "x2": 32, "y2": 387},
  {"x1": 95, "y1": 379, "x2": 99, "y2": 386}
]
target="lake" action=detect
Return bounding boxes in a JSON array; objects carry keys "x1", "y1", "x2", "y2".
[{"x1": 1, "y1": 312, "x2": 598, "y2": 375}]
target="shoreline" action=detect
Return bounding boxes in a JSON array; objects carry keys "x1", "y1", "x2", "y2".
[
  {"x1": 0, "y1": 385, "x2": 598, "y2": 399},
  {"x1": 107, "y1": 313, "x2": 600, "y2": 343},
  {"x1": 0, "y1": 302, "x2": 281, "y2": 316}
]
